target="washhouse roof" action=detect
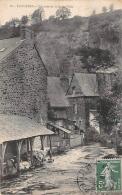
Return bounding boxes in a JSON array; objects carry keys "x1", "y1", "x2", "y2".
[{"x1": 0, "y1": 114, "x2": 53, "y2": 144}]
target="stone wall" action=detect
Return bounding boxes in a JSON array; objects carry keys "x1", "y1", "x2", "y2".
[
  {"x1": 0, "y1": 38, "x2": 47, "y2": 123},
  {"x1": 67, "y1": 97, "x2": 86, "y2": 130}
]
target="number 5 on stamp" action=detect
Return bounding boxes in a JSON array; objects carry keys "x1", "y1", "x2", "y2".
[{"x1": 96, "y1": 159, "x2": 121, "y2": 192}]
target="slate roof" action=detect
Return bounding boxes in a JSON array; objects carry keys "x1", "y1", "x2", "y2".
[
  {"x1": 48, "y1": 77, "x2": 70, "y2": 107},
  {"x1": 75, "y1": 73, "x2": 99, "y2": 96},
  {"x1": 0, "y1": 37, "x2": 22, "y2": 62},
  {"x1": 0, "y1": 114, "x2": 53, "y2": 144},
  {"x1": 67, "y1": 73, "x2": 99, "y2": 97}
]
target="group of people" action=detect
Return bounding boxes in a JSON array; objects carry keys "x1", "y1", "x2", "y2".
[{"x1": 4, "y1": 148, "x2": 52, "y2": 176}]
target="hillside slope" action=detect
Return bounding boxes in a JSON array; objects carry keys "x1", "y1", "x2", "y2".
[
  {"x1": 35, "y1": 17, "x2": 89, "y2": 76},
  {"x1": 36, "y1": 10, "x2": 122, "y2": 75},
  {"x1": 88, "y1": 9, "x2": 122, "y2": 70},
  {"x1": 1, "y1": 10, "x2": 122, "y2": 74}
]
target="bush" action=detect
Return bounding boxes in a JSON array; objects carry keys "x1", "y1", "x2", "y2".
[
  {"x1": 99, "y1": 133, "x2": 110, "y2": 145},
  {"x1": 85, "y1": 126, "x2": 100, "y2": 143},
  {"x1": 85, "y1": 126, "x2": 111, "y2": 147}
]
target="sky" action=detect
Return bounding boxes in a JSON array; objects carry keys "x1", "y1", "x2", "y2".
[{"x1": 0, "y1": 0, "x2": 122, "y2": 24}]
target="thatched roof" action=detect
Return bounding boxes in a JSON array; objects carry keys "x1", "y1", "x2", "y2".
[
  {"x1": 0, "y1": 37, "x2": 21, "y2": 62},
  {"x1": 48, "y1": 77, "x2": 70, "y2": 107},
  {"x1": 75, "y1": 73, "x2": 99, "y2": 96},
  {"x1": 0, "y1": 114, "x2": 53, "y2": 144}
]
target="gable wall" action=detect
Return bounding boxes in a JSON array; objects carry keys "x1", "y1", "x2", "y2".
[
  {"x1": 67, "y1": 97, "x2": 86, "y2": 130},
  {"x1": 0, "y1": 39, "x2": 47, "y2": 123},
  {"x1": 67, "y1": 75, "x2": 82, "y2": 95}
]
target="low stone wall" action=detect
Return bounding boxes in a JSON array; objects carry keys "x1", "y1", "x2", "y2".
[{"x1": 70, "y1": 134, "x2": 83, "y2": 148}]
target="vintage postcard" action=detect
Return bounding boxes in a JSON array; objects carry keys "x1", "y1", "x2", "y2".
[{"x1": 0, "y1": 0, "x2": 122, "y2": 194}]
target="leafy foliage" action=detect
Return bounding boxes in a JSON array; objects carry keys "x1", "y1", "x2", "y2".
[
  {"x1": 85, "y1": 126, "x2": 100, "y2": 143},
  {"x1": 3, "y1": 18, "x2": 20, "y2": 38},
  {"x1": 31, "y1": 7, "x2": 45, "y2": 24},
  {"x1": 102, "y1": 6, "x2": 107, "y2": 13},
  {"x1": 75, "y1": 47, "x2": 115, "y2": 72},
  {"x1": 5, "y1": 18, "x2": 20, "y2": 27},
  {"x1": 56, "y1": 7, "x2": 71, "y2": 20},
  {"x1": 109, "y1": 4, "x2": 114, "y2": 12},
  {"x1": 85, "y1": 126, "x2": 111, "y2": 146},
  {"x1": 97, "y1": 76, "x2": 122, "y2": 133},
  {"x1": 21, "y1": 16, "x2": 28, "y2": 25},
  {"x1": 101, "y1": 23, "x2": 120, "y2": 43}
]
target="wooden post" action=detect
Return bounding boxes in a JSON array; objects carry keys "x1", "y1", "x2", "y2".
[
  {"x1": 29, "y1": 138, "x2": 35, "y2": 166},
  {"x1": 40, "y1": 136, "x2": 45, "y2": 150},
  {"x1": 1, "y1": 143, "x2": 7, "y2": 177},
  {"x1": 26, "y1": 139, "x2": 30, "y2": 160},
  {"x1": 49, "y1": 136, "x2": 52, "y2": 159},
  {"x1": 16, "y1": 140, "x2": 23, "y2": 172},
  {"x1": 69, "y1": 134, "x2": 71, "y2": 148},
  {"x1": 85, "y1": 98, "x2": 90, "y2": 130}
]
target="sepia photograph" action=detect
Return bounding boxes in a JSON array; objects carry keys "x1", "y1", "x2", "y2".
[{"x1": 0, "y1": 0, "x2": 122, "y2": 194}]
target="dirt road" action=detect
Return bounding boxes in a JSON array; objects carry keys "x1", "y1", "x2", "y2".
[{"x1": 1, "y1": 143, "x2": 118, "y2": 195}]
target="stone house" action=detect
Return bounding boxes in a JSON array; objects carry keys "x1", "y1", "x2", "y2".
[
  {"x1": 66, "y1": 73, "x2": 99, "y2": 132},
  {"x1": 47, "y1": 76, "x2": 84, "y2": 149},
  {"x1": 0, "y1": 27, "x2": 48, "y2": 124},
  {"x1": 47, "y1": 76, "x2": 71, "y2": 151},
  {"x1": 0, "y1": 27, "x2": 55, "y2": 178},
  {"x1": 47, "y1": 76, "x2": 70, "y2": 127}
]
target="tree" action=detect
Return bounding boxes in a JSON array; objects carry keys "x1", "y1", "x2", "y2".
[
  {"x1": 56, "y1": 7, "x2": 71, "y2": 20},
  {"x1": 102, "y1": 6, "x2": 107, "y2": 13},
  {"x1": 4, "y1": 18, "x2": 20, "y2": 37},
  {"x1": 31, "y1": 7, "x2": 45, "y2": 24},
  {"x1": 109, "y1": 4, "x2": 114, "y2": 12},
  {"x1": 97, "y1": 76, "x2": 122, "y2": 133},
  {"x1": 21, "y1": 15, "x2": 28, "y2": 25},
  {"x1": 92, "y1": 10, "x2": 96, "y2": 15},
  {"x1": 75, "y1": 47, "x2": 115, "y2": 72},
  {"x1": 5, "y1": 18, "x2": 20, "y2": 27}
]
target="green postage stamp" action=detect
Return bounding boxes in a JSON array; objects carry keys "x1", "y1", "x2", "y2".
[{"x1": 96, "y1": 159, "x2": 121, "y2": 192}]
